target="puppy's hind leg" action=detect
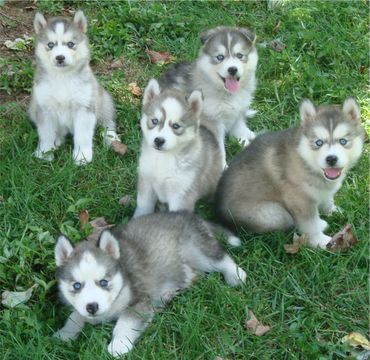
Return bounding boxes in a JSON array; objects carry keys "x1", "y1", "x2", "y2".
[{"x1": 184, "y1": 229, "x2": 246, "y2": 286}]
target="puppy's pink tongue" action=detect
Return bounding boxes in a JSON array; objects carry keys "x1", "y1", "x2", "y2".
[
  {"x1": 225, "y1": 77, "x2": 240, "y2": 93},
  {"x1": 324, "y1": 168, "x2": 341, "y2": 180}
]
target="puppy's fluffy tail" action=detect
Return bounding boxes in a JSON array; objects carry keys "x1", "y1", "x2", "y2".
[{"x1": 99, "y1": 89, "x2": 120, "y2": 146}]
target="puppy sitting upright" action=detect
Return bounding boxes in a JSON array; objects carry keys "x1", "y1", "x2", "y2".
[
  {"x1": 216, "y1": 98, "x2": 364, "y2": 248},
  {"x1": 159, "y1": 26, "x2": 258, "y2": 166},
  {"x1": 29, "y1": 11, "x2": 119, "y2": 165},
  {"x1": 133, "y1": 79, "x2": 223, "y2": 218}
]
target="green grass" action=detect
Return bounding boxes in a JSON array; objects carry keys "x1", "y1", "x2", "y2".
[{"x1": 0, "y1": 1, "x2": 369, "y2": 359}]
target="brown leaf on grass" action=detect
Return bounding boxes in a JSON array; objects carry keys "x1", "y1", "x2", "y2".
[
  {"x1": 270, "y1": 39, "x2": 286, "y2": 52},
  {"x1": 326, "y1": 224, "x2": 357, "y2": 252},
  {"x1": 86, "y1": 217, "x2": 114, "y2": 243},
  {"x1": 110, "y1": 59, "x2": 124, "y2": 69},
  {"x1": 245, "y1": 310, "x2": 271, "y2": 336},
  {"x1": 146, "y1": 49, "x2": 176, "y2": 65},
  {"x1": 111, "y1": 140, "x2": 127, "y2": 156},
  {"x1": 128, "y1": 82, "x2": 142, "y2": 97},
  {"x1": 342, "y1": 332, "x2": 370, "y2": 350},
  {"x1": 118, "y1": 195, "x2": 133, "y2": 206},
  {"x1": 284, "y1": 233, "x2": 309, "y2": 254},
  {"x1": 2, "y1": 284, "x2": 38, "y2": 308},
  {"x1": 79, "y1": 210, "x2": 89, "y2": 230}
]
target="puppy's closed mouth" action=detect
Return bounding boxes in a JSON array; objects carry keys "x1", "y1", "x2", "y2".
[
  {"x1": 219, "y1": 75, "x2": 240, "y2": 93},
  {"x1": 323, "y1": 167, "x2": 342, "y2": 180}
]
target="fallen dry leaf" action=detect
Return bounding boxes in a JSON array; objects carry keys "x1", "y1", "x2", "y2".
[
  {"x1": 79, "y1": 210, "x2": 89, "y2": 230},
  {"x1": 128, "y1": 82, "x2": 142, "y2": 97},
  {"x1": 326, "y1": 224, "x2": 357, "y2": 252},
  {"x1": 270, "y1": 39, "x2": 286, "y2": 52},
  {"x1": 342, "y1": 332, "x2": 370, "y2": 350},
  {"x1": 111, "y1": 140, "x2": 127, "y2": 156},
  {"x1": 2, "y1": 284, "x2": 38, "y2": 308},
  {"x1": 146, "y1": 49, "x2": 176, "y2": 65},
  {"x1": 110, "y1": 59, "x2": 123, "y2": 69},
  {"x1": 245, "y1": 310, "x2": 271, "y2": 336},
  {"x1": 284, "y1": 233, "x2": 309, "y2": 254},
  {"x1": 87, "y1": 217, "x2": 114, "y2": 243},
  {"x1": 118, "y1": 195, "x2": 133, "y2": 206}
]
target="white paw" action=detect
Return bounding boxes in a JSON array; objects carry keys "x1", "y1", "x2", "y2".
[
  {"x1": 238, "y1": 137, "x2": 251, "y2": 147},
  {"x1": 73, "y1": 149, "x2": 92, "y2": 165},
  {"x1": 103, "y1": 129, "x2": 120, "y2": 146},
  {"x1": 317, "y1": 219, "x2": 328, "y2": 232},
  {"x1": 33, "y1": 148, "x2": 54, "y2": 161},
  {"x1": 245, "y1": 108, "x2": 257, "y2": 118},
  {"x1": 53, "y1": 328, "x2": 78, "y2": 341},
  {"x1": 108, "y1": 337, "x2": 133, "y2": 357},
  {"x1": 225, "y1": 266, "x2": 247, "y2": 286},
  {"x1": 322, "y1": 203, "x2": 338, "y2": 216},
  {"x1": 227, "y1": 235, "x2": 241, "y2": 247},
  {"x1": 309, "y1": 233, "x2": 332, "y2": 249}
]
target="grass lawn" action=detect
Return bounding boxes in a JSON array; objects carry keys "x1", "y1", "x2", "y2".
[{"x1": 0, "y1": 0, "x2": 368, "y2": 359}]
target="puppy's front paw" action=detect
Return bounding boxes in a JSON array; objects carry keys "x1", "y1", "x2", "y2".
[
  {"x1": 73, "y1": 149, "x2": 92, "y2": 165},
  {"x1": 108, "y1": 337, "x2": 133, "y2": 357},
  {"x1": 53, "y1": 328, "x2": 78, "y2": 341},
  {"x1": 227, "y1": 235, "x2": 241, "y2": 247},
  {"x1": 309, "y1": 233, "x2": 332, "y2": 249},
  {"x1": 33, "y1": 148, "x2": 54, "y2": 161}
]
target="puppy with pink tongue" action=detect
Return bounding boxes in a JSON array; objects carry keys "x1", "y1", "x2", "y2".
[{"x1": 216, "y1": 98, "x2": 364, "y2": 249}]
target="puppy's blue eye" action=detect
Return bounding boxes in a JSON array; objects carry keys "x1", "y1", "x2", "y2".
[
  {"x1": 236, "y1": 53, "x2": 244, "y2": 59},
  {"x1": 47, "y1": 42, "x2": 55, "y2": 49},
  {"x1": 216, "y1": 54, "x2": 224, "y2": 61},
  {"x1": 339, "y1": 138, "x2": 348, "y2": 146},
  {"x1": 315, "y1": 139, "x2": 324, "y2": 147},
  {"x1": 172, "y1": 123, "x2": 181, "y2": 130},
  {"x1": 99, "y1": 279, "x2": 108, "y2": 288},
  {"x1": 73, "y1": 282, "x2": 81, "y2": 290},
  {"x1": 67, "y1": 41, "x2": 75, "y2": 48},
  {"x1": 151, "y1": 118, "x2": 158, "y2": 125}
]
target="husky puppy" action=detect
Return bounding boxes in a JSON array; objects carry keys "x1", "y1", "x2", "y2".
[
  {"x1": 159, "y1": 26, "x2": 258, "y2": 166},
  {"x1": 54, "y1": 212, "x2": 246, "y2": 356},
  {"x1": 133, "y1": 79, "x2": 223, "y2": 218},
  {"x1": 216, "y1": 98, "x2": 364, "y2": 248},
  {"x1": 29, "y1": 11, "x2": 119, "y2": 165}
]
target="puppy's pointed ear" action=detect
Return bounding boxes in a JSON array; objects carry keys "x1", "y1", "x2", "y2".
[
  {"x1": 143, "y1": 79, "x2": 160, "y2": 107},
  {"x1": 34, "y1": 13, "x2": 47, "y2": 35},
  {"x1": 73, "y1": 10, "x2": 87, "y2": 33},
  {"x1": 55, "y1": 235, "x2": 74, "y2": 266},
  {"x1": 187, "y1": 90, "x2": 203, "y2": 119},
  {"x1": 239, "y1": 28, "x2": 257, "y2": 45},
  {"x1": 98, "y1": 230, "x2": 120, "y2": 260},
  {"x1": 342, "y1": 97, "x2": 360, "y2": 123},
  {"x1": 299, "y1": 99, "x2": 316, "y2": 125},
  {"x1": 199, "y1": 28, "x2": 219, "y2": 45}
]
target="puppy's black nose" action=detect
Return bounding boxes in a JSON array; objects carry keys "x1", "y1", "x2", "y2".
[
  {"x1": 86, "y1": 302, "x2": 99, "y2": 315},
  {"x1": 154, "y1": 137, "x2": 165, "y2": 148},
  {"x1": 228, "y1": 66, "x2": 238, "y2": 76},
  {"x1": 56, "y1": 55, "x2": 65, "y2": 62},
  {"x1": 326, "y1": 155, "x2": 338, "y2": 166}
]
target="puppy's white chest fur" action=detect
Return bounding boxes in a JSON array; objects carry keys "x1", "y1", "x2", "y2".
[
  {"x1": 34, "y1": 74, "x2": 93, "y2": 128},
  {"x1": 139, "y1": 148, "x2": 195, "y2": 202},
  {"x1": 302, "y1": 180, "x2": 342, "y2": 206}
]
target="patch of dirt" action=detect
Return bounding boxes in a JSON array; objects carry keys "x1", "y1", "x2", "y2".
[{"x1": 0, "y1": 1, "x2": 36, "y2": 58}]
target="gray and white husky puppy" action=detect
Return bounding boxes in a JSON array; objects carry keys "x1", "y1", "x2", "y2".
[
  {"x1": 159, "y1": 26, "x2": 258, "y2": 166},
  {"x1": 54, "y1": 212, "x2": 246, "y2": 357},
  {"x1": 133, "y1": 79, "x2": 223, "y2": 218},
  {"x1": 216, "y1": 98, "x2": 364, "y2": 248},
  {"x1": 29, "y1": 11, "x2": 119, "y2": 165}
]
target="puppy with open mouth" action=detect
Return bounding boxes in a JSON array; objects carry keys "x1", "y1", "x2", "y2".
[
  {"x1": 216, "y1": 98, "x2": 364, "y2": 248},
  {"x1": 159, "y1": 26, "x2": 258, "y2": 167}
]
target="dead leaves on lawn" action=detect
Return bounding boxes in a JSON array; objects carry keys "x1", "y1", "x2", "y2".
[
  {"x1": 284, "y1": 224, "x2": 357, "y2": 254},
  {"x1": 111, "y1": 140, "x2": 128, "y2": 156},
  {"x1": 326, "y1": 224, "x2": 357, "y2": 252},
  {"x1": 146, "y1": 49, "x2": 176, "y2": 65},
  {"x1": 284, "y1": 233, "x2": 309, "y2": 254},
  {"x1": 244, "y1": 310, "x2": 271, "y2": 336},
  {"x1": 78, "y1": 211, "x2": 114, "y2": 243}
]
